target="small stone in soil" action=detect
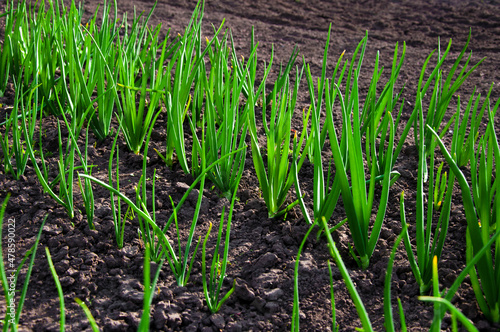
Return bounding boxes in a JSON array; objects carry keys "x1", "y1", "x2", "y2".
[
  {"x1": 264, "y1": 288, "x2": 284, "y2": 301},
  {"x1": 185, "y1": 324, "x2": 199, "y2": 332},
  {"x1": 210, "y1": 313, "x2": 225, "y2": 330},
  {"x1": 264, "y1": 301, "x2": 280, "y2": 314},
  {"x1": 254, "y1": 252, "x2": 278, "y2": 269},
  {"x1": 167, "y1": 312, "x2": 182, "y2": 329},
  {"x1": 104, "y1": 319, "x2": 127, "y2": 332},
  {"x1": 235, "y1": 279, "x2": 256, "y2": 302},
  {"x1": 253, "y1": 269, "x2": 281, "y2": 288},
  {"x1": 251, "y1": 296, "x2": 266, "y2": 313},
  {"x1": 59, "y1": 276, "x2": 75, "y2": 287},
  {"x1": 226, "y1": 321, "x2": 243, "y2": 332}
]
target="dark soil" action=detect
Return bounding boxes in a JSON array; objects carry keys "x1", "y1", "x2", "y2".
[{"x1": 1, "y1": 0, "x2": 500, "y2": 331}]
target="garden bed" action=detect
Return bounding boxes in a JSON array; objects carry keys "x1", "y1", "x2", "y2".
[{"x1": 1, "y1": 0, "x2": 500, "y2": 331}]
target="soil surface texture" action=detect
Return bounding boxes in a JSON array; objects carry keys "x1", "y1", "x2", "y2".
[{"x1": 1, "y1": 0, "x2": 500, "y2": 331}]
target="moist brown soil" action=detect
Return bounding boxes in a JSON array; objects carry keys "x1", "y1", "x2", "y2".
[{"x1": 1, "y1": 0, "x2": 500, "y2": 331}]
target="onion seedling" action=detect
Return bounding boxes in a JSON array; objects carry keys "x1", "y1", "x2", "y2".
[
  {"x1": 108, "y1": 129, "x2": 126, "y2": 248},
  {"x1": 43, "y1": 87, "x2": 97, "y2": 227},
  {"x1": 191, "y1": 31, "x2": 251, "y2": 198},
  {"x1": 0, "y1": 0, "x2": 32, "y2": 93},
  {"x1": 0, "y1": 0, "x2": 16, "y2": 96},
  {"x1": 399, "y1": 95, "x2": 455, "y2": 294},
  {"x1": 0, "y1": 79, "x2": 38, "y2": 180},
  {"x1": 79, "y1": 0, "x2": 121, "y2": 140},
  {"x1": 54, "y1": 0, "x2": 121, "y2": 140},
  {"x1": 450, "y1": 84, "x2": 498, "y2": 167},
  {"x1": 301, "y1": 27, "x2": 396, "y2": 268},
  {"x1": 293, "y1": 24, "x2": 348, "y2": 228},
  {"x1": 201, "y1": 179, "x2": 242, "y2": 313},
  {"x1": 363, "y1": 42, "x2": 405, "y2": 184},
  {"x1": 419, "y1": 257, "x2": 479, "y2": 332},
  {"x1": 159, "y1": 2, "x2": 225, "y2": 173},
  {"x1": 422, "y1": 31, "x2": 485, "y2": 157},
  {"x1": 138, "y1": 243, "x2": 165, "y2": 331},
  {"x1": 429, "y1": 107, "x2": 500, "y2": 323},
  {"x1": 74, "y1": 298, "x2": 100, "y2": 332},
  {"x1": 21, "y1": 98, "x2": 77, "y2": 219},
  {"x1": 329, "y1": 42, "x2": 396, "y2": 268},
  {"x1": 45, "y1": 248, "x2": 65, "y2": 332},
  {"x1": 116, "y1": 18, "x2": 170, "y2": 155},
  {"x1": 248, "y1": 50, "x2": 311, "y2": 218},
  {"x1": 38, "y1": 0, "x2": 85, "y2": 116}
]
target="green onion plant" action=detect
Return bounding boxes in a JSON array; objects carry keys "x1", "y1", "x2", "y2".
[
  {"x1": 191, "y1": 32, "x2": 250, "y2": 198},
  {"x1": 421, "y1": 32, "x2": 485, "y2": 157},
  {"x1": 159, "y1": 2, "x2": 225, "y2": 173},
  {"x1": 300, "y1": 26, "x2": 396, "y2": 268},
  {"x1": 451, "y1": 84, "x2": 499, "y2": 167},
  {"x1": 41, "y1": 89, "x2": 96, "y2": 226},
  {"x1": 362, "y1": 41, "x2": 405, "y2": 184},
  {"x1": 201, "y1": 180, "x2": 242, "y2": 313},
  {"x1": 108, "y1": 129, "x2": 127, "y2": 248},
  {"x1": 293, "y1": 25, "x2": 347, "y2": 228},
  {"x1": 248, "y1": 55, "x2": 311, "y2": 218},
  {"x1": 0, "y1": 0, "x2": 34, "y2": 93},
  {"x1": 0, "y1": 0, "x2": 13, "y2": 96},
  {"x1": 419, "y1": 256, "x2": 479, "y2": 332},
  {"x1": 116, "y1": 9, "x2": 168, "y2": 154},
  {"x1": 56, "y1": 0, "x2": 120, "y2": 140},
  {"x1": 399, "y1": 96, "x2": 455, "y2": 294},
  {"x1": 21, "y1": 100, "x2": 76, "y2": 219},
  {"x1": 79, "y1": 0, "x2": 121, "y2": 140},
  {"x1": 429, "y1": 107, "x2": 500, "y2": 323},
  {"x1": 0, "y1": 79, "x2": 38, "y2": 180},
  {"x1": 394, "y1": 32, "x2": 485, "y2": 173},
  {"x1": 138, "y1": 243, "x2": 165, "y2": 331},
  {"x1": 34, "y1": 0, "x2": 84, "y2": 116},
  {"x1": 45, "y1": 247, "x2": 65, "y2": 332},
  {"x1": 324, "y1": 86, "x2": 395, "y2": 270}
]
